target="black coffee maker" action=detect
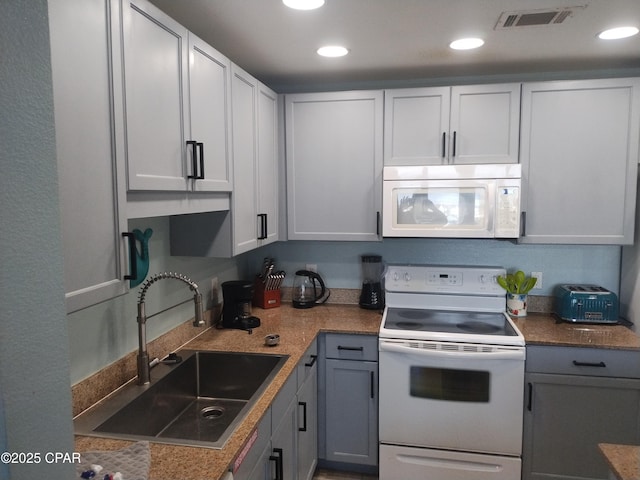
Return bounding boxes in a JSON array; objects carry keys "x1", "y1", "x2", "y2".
[{"x1": 221, "y1": 280, "x2": 260, "y2": 331}]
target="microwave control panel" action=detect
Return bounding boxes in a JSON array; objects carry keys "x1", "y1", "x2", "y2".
[{"x1": 495, "y1": 184, "x2": 521, "y2": 238}]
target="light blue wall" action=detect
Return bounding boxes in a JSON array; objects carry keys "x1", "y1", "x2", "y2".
[
  {"x1": 68, "y1": 216, "x2": 244, "y2": 385},
  {"x1": 0, "y1": 1, "x2": 75, "y2": 477},
  {"x1": 249, "y1": 239, "x2": 622, "y2": 295}
]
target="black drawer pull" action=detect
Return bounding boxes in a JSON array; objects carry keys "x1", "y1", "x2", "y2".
[
  {"x1": 298, "y1": 401, "x2": 307, "y2": 432},
  {"x1": 527, "y1": 382, "x2": 533, "y2": 411},
  {"x1": 305, "y1": 355, "x2": 317, "y2": 367},
  {"x1": 573, "y1": 360, "x2": 606, "y2": 368},
  {"x1": 337, "y1": 346, "x2": 364, "y2": 352}
]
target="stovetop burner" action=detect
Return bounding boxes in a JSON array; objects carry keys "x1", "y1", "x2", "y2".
[{"x1": 382, "y1": 307, "x2": 518, "y2": 337}]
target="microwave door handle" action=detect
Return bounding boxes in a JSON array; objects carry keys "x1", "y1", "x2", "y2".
[{"x1": 379, "y1": 341, "x2": 524, "y2": 361}]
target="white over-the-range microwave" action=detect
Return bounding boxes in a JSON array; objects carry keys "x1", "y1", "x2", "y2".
[{"x1": 382, "y1": 164, "x2": 522, "y2": 238}]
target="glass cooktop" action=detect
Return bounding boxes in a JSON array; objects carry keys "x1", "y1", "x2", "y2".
[{"x1": 383, "y1": 307, "x2": 518, "y2": 337}]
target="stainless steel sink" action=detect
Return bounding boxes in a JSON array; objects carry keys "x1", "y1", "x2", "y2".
[{"x1": 74, "y1": 350, "x2": 288, "y2": 449}]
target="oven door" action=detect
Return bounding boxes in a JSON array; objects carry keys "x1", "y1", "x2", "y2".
[{"x1": 379, "y1": 339, "x2": 525, "y2": 456}]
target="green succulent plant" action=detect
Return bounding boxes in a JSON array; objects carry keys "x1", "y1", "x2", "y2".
[{"x1": 496, "y1": 270, "x2": 537, "y2": 295}]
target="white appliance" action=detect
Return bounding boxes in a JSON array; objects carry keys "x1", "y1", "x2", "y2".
[
  {"x1": 383, "y1": 164, "x2": 521, "y2": 238},
  {"x1": 378, "y1": 264, "x2": 525, "y2": 480}
]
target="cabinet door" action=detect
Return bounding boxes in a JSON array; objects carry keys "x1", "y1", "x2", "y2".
[
  {"x1": 384, "y1": 87, "x2": 450, "y2": 165},
  {"x1": 297, "y1": 364, "x2": 318, "y2": 480},
  {"x1": 271, "y1": 397, "x2": 297, "y2": 480},
  {"x1": 450, "y1": 83, "x2": 520, "y2": 164},
  {"x1": 286, "y1": 91, "x2": 383, "y2": 241},
  {"x1": 231, "y1": 64, "x2": 259, "y2": 254},
  {"x1": 257, "y1": 84, "x2": 279, "y2": 246},
  {"x1": 50, "y1": 0, "x2": 129, "y2": 313},
  {"x1": 520, "y1": 79, "x2": 640, "y2": 244},
  {"x1": 325, "y1": 359, "x2": 378, "y2": 466},
  {"x1": 523, "y1": 373, "x2": 640, "y2": 480},
  {"x1": 188, "y1": 33, "x2": 232, "y2": 192},
  {"x1": 123, "y1": 0, "x2": 189, "y2": 191}
]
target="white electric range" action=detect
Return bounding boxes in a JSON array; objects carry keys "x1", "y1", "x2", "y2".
[{"x1": 378, "y1": 264, "x2": 525, "y2": 480}]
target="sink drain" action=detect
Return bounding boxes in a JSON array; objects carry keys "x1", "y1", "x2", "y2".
[{"x1": 201, "y1": 406, "x2": 225, "y2": 419}]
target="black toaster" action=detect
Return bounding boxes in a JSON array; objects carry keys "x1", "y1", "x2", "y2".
[{"x1": 553, "y1": 284, "x2": 619, "y2": 324}]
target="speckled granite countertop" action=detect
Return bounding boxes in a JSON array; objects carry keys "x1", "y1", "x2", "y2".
[
  {"x1": 74, "y1": 305, "x2": 639, "y2": 480},
  {"x1": 599, "y1": 443, "x2": 640, "y2": 480},
  {"x1": 75, "y1": 304, "x2": 382, "y2": 480},
  {"x1": 512, "y1": 313, "x2": 640, "y2": 350}
]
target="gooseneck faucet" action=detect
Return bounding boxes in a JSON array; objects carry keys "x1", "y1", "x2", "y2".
[{"x1": 136, "y1": 272, "x2": 205, "y2": 385}]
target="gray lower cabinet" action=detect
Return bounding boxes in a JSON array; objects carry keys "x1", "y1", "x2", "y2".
[
  {"x1": 523, "y1": 346, "x2": 640, "y2": 480},
  {"x1": 236, "y1": 340, "x2": 318, "y2": 480},
  {"x1": 319, "y1": 334, "x2": 378, "y2": 469}
]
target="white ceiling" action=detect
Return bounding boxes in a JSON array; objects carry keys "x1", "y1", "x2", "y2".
[{"x1": 148, "y1": 0, "x2": 640, "y2": 92}]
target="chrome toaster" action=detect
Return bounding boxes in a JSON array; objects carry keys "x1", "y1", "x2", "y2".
[{"x1": 553, "y1": 284, "x2": 619, "y2": 324}]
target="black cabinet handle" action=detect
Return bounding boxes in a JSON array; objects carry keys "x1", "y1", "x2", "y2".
[
  {"x1": 573, "y1": 360, "x2": 607, "y2": 368},
  {"x1": 305, "y1": 355, "x2": 317, "y2": 367},
  {"x1": 452, "y1": 131, "x2": 457, "y2": 157},
  {"x1": 121, "y1": 232, "x2": 137, "y2": 281},
  {"x1": 187, "y1": 140, "x2": 198, "y2": 179},
  {"x1": 269, "y1": 448, "x2": 283, "y2": 480},
  {"x1": 442, "y1": 132, "x2": 446, "y2": 158},
  {"x1": 337, "y1": 346, "x2": 364, "y2": 352},
  {"x1": 298, "y1": 401, "x2": 307, "y2": 432},
  {"x1": 520, "y1": 211, "x2": 526, "y2": 237},
  {"x1": 376, "y1": 211, "x2": 381, "y2": 236},
  {"x1": 258, "y1": 214, "x2": 268, "y2": 240},
  {"x1": 196, "y1": 142, "x2": 204, "y2": 179},
  {"x1": 370, "y1": 371, "x2": 375, "y2": 399},
  {"x1": 187, "y1": 141, "x2": 205, "y2": 180},
  {"x1": 527, "y1": 382, "x2": 533, "y2": 411}
]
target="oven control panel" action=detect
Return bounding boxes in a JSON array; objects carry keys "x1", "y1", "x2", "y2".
[{"x1": 385, "y1": 265, "x2": 506, "y2": 295}]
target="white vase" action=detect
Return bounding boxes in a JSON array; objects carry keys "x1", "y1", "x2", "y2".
[{"x1": 506, "y1": 293, "x2": 528, "y2": 317}]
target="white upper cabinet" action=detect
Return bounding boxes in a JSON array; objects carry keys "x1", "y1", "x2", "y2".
[
  {"x1": 286, "y1": 90, "x2": 383, "y2": 241},
  {"x1": 384, "y1": 84, "x2": 521, "y2": 165},
  {"x1": 519, "y1": 78, "x2": 640, "y2": 245},
  {"x1": 50, "y1": 0, "x2": 130, "y2": 312},
  {"x1": 122, "y1": 0, "x2": 231, "y2": 193}
]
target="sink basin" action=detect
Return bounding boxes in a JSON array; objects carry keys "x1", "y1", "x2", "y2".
[{"x1": 74, "y1": 350, "x2": 288, "y2": 449}]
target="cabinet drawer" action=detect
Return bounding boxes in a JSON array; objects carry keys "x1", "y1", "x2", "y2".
[
  {"x1": 526, "y1": 345, "x2": 640, "y2": 378},
  {"x1": 325, "y1": 334, "x2": 378, "y2": 361},
  {"x1": 297, "y1": 339, "x2": 318, "y2": 389}
]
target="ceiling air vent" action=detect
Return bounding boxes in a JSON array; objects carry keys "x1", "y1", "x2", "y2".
[{"x1": 495, "y1": 6, "x2": 585, "y2": 29}]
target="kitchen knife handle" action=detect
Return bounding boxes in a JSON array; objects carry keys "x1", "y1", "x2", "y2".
[
  {"x1": 122, "y1": 232, "x2": 138, "y2": 281},
  {"x1": 572, "y1": 360, "x2": 607, "y2": 368},
  {"x1": 298, "y1": 401, "x2": 307, "y2": 432}
]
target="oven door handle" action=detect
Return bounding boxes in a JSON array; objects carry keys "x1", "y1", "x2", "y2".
[{"x1": 379, "y1": 341, "x2": 525, "y2": 360}]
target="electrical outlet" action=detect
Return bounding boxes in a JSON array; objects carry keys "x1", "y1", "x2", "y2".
[
  {"x1": 531, "y1": 272, "x2": 543, "y2": 289},
  {"x1": 305, "y1": 264, "x2": 317, "y2": 273}
]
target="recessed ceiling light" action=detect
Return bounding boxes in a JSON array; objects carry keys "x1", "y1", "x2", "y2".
[
  {"x1": 283, "y1": 0, "x2": 325, "y2": 10},
  {"x1": 598, "y1": 26, "x2": 639, "y2": 40},
  {"x1": 449, "y1": 37, "x2": 485, "y2": 50},
  {"x1": 317, "y1": 45, "x2": 349, "y2": 57}
]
